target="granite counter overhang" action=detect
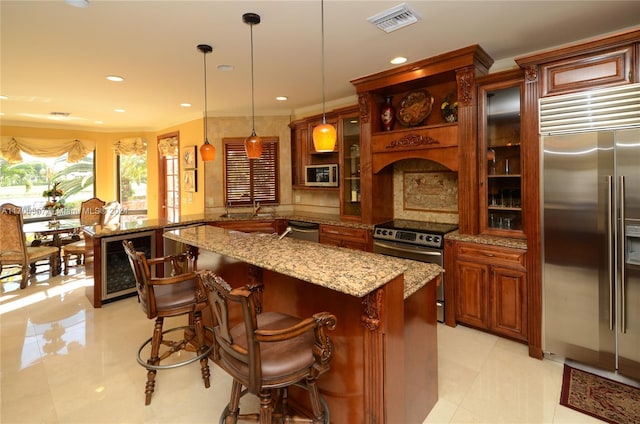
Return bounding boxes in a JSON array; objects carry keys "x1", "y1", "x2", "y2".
[{"x1": 164, "y1": 225, "x2": 441, "y2": 299}]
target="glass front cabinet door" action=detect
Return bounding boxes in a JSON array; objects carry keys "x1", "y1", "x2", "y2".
[
  {"x1": 340, "y1": 113, "x2": 362, "y2": 220},
  {"x1": 479, "y1": 79, "x2": 524, "y2": 236}
]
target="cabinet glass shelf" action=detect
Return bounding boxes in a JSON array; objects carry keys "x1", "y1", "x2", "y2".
[{"x1": 481, "y1": 82, "x2": 523, "y2": 235}]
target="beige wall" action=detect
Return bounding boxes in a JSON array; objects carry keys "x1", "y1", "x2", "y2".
[
  {"x1": 1, "y1": 114, "x2": 295, "y2": 220},
  {"x1": 202, "y1": 115, "x2": 294, "y2": 216}
]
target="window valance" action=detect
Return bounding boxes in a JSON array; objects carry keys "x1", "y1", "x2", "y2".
[
  {"x1": 157, "y1": 136, "x2": 179, "y2": 157},
  {"x1": 0, "y1": 136, "x2": 96, "y2": 164},
  {"x1": 113, "y1": 137, "x2": 147, "y2": 155}
]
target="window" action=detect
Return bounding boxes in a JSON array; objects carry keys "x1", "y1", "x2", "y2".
[
  {"x1": 224, "y1": 137, "x2": 279, "y2": 206},
  {"x1": 0, "y1": 152, "x2": 95, "y2": 221},
  {"x1": 117, "y1": 154, "x2": 148, "y2": 214}
]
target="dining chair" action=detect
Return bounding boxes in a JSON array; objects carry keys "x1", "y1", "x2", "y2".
[
  {"x1": 122, "y1": 240, "x2": 213, "y2": 405},
  {"x1": 201, "y1": 270, "x2": 337, "y2": 424},
  {"x1": 61, "y1": 197, "x2": 106, "y2": 274},
  {"x1": 0, "y1": 203, "x2": 60, "y2": 289}
]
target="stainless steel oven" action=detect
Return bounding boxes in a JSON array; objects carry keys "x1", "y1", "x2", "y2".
[{"x1": 373, "y1": 220, "x2": 457, "y2": 323}]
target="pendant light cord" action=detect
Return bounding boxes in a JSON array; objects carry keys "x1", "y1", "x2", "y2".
[
  {"x1": 203, "y1": 49, "x2": 208, "y2": 141},
  {"x1": 250, "y1": 22, "x2": 256, "y2": 133},
  {"x1": 321, "y1": 0, "x2": 327, "y2": 124}
]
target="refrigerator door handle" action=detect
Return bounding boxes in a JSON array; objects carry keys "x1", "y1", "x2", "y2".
[
  {"x1": 608, "y1": 175, "x2": 615, "y2": 331},
  {"x1": 619, "y1": 175, "x2": 627, "y2": 334}
]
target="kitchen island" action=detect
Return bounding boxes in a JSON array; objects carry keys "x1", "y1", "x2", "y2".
[{"x1": 164, "y1": 225, "x2": 441, "y2": 424}]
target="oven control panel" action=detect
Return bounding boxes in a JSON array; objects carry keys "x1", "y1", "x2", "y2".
[{"x1": 373, "y1": 228, "x2": 443, "y2": 248}]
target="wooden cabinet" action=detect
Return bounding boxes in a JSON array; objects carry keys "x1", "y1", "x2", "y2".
[
  {"x1": 210, "y1": 219, "x2": 287, "y2": 235},
  {"x1": 449, "y1": 240, "x2": 527, "y2": 342},
  {"x1": 319, "y1": 224, "x2": 371, "y2": 251},
  {"x1": 351, "y1": 45, "x2": 494, "y2": 229},
  {"x1": 539, "y1": 44, "x2": 635, "y2": 97},
  {"x1": 290, "y1": 105, "x2": 359, "y2": 190},
  {"x1": 477, "y1": 70, "x2": 526, "y2": 237}
]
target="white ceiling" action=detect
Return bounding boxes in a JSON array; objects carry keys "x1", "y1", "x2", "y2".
[{"x1": 2, "y1": 1, "x2": 639, "y2": 132}]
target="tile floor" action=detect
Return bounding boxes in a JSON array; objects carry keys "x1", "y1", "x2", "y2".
[{"x1": 0, "y1": 268, "x2": 604, "y2": 423}]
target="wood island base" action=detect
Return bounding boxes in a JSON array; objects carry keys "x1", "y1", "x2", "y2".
[{"x1": 195, "y1": 248, "x2": 439, "y2": 424}]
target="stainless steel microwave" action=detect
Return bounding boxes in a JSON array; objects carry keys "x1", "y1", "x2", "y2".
[{"x1": 304, "y1": 164, "x2": 339, "y2": 187}]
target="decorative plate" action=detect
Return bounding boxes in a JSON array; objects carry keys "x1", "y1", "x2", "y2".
[{"x1": 396, "y1": 90, "x2": 434, "y2": 127}]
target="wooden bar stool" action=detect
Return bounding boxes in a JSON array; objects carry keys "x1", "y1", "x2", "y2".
[
  {"x1": 201, "y1": 270, "x2": 337, "y2": 424},
  {"x1": 122, "y1": 240, "x2": 214, "y2": 405}
]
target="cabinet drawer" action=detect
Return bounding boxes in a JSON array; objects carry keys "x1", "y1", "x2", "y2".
[
  {"x1": 540, "y1": 45, "x2": 634, "y2": 96},
  {"x1": 456, "y1": 243, "x2": 525, "y2": 269},
  {"x1": 320, "y1": 225, "x2": 367, "y2": 240},
  {"x1": 319, "y1": 225, "x2": 370, "y2": 251}
]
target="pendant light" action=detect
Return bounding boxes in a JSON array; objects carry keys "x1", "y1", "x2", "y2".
[
  {"x1": 243, "y1": 12, "x2": 263, "y2": 159},
  {"x1": 312, "y1": 0, "x2": 337, "y2": 152},
  {"x1": 197, "y1": 44, "x2": 215, "y2": 162}
]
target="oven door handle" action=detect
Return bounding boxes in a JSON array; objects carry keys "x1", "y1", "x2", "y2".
[{"x1": 373, "y1": 240, "x2": 442, "y2": 258}]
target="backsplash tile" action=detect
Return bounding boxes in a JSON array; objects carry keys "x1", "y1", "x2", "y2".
[{"x1": 393, "y1": 159, "x2": 459, "y2": 224}]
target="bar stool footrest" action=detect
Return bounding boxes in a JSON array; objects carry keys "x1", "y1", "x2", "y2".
[{"x1": 136, "y1": 324, "x2": 214, "y2": 371}]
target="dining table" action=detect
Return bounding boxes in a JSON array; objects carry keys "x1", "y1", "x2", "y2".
[{"x1": 23, "y1": 219, "x2": 82, "y2": 275}]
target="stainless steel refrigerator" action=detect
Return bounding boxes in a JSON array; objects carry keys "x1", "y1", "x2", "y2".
[{"x1": 541, "y1": 83, "x2": 640, "y2": 382}]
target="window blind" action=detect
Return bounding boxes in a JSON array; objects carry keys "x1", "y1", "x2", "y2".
[{"x1": 224, "y1": 138, "x2": 279, "y2": 206}]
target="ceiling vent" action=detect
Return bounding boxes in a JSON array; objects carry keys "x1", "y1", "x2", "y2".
[
  {"x1": 367, "y1": 3, "x2": 421, "y2": 33},
  {"x1": 50, "y1": 112, "x2": 71, "y2": 117}
]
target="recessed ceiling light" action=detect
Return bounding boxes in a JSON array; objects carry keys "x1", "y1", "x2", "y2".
[
  {"x1": 217, "y1": 65, "x2": 234, "y2": 71},
  {"x1": 390, "y1": 57, "x2": 407, "y2": 65},
  {"x1": 106, "y1": 75, "x2": 124, "y2": 82},
  {"x1": 276, "y1": 96, "x2": 288, "y2": 101},
  {"x1": 114, "y1": 108, "x2": 125, "y2": 113},
  {"x1": 65, "y1": 0, "x2": 90, "y2": 8},
  {"x1": 180, "y1": 103, "x2": 192, "y2": 107},
  {"x1": 0, "y1": 95, "x2": 7, "y2": 100},
  {"x1": 95, "y1": 120, "x2": 103, "y2": 124}
]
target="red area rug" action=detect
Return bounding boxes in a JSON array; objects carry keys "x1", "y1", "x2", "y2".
[{"x1": 560, "y1": 364, "x2": 640, "y2": 424}]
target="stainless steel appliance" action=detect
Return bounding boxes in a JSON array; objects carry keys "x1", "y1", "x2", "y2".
[
  {"x1": 373, "y1": 220, "x2": 458, "y2": 323},
  {"x1": 541, "y1": 83, "x2": 640, "y2": 381},
  {"x1": 286, "y1": 220, "x2": 320, "y2": 242},
  {"x1": 304, "y1": 164, "x2": 339, "y2": 187}
]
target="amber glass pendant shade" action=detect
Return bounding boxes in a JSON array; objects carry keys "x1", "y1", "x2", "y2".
[
  {"x1": 200, "y1": 140, "x2": 215, "y2": 162},
  {"x1": 312, "y1": 123, "x2": 337, "y2": 152},
  {"x1": 244, "y1": 131, "x2": 263, "y2": 159}
]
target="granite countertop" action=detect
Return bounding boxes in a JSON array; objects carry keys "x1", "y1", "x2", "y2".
[
  {"x1": 445, "y1": 230, "x2": 528, "y2": 250},
  {"x1": 83, "y1": 211, "x2": 370, "y2": 239},
  {"x1": 216, "y1": 211, "x2": 373, "y2": 230},
  {"x1": 164, "y1": 225, "x2": 441, "y2": 299},
  {"x1": 82, "y1": 214, "x2": 213, "y2": 238}
]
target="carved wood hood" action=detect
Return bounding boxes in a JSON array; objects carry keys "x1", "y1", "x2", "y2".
[{"x1": 370, "y1": 123, "x2": 459, "y2": 172}]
